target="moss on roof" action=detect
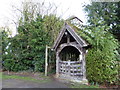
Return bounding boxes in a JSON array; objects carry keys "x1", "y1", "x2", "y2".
[{"x1": 65, "y1": 21, "x2": 90, "y2": 45}]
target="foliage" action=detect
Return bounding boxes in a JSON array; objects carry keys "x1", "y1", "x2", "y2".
[
  {"x1": 2, "y1": 1, "x2": 64, "y2": 72},
  {"x1": 43, "y1": 15, "x2": 64, "y2": 45},
  {"x1": 2, "y1": 14, "x2": 63, "y2": 72},
  {"x1": 84, "y1": 2, "x2": 120, "y2": 34},
  {"x1": 76, "y1": 19, "x2": 119, "y2": 84},
  {"x1": 1, "y1": 29, "x2": 10, "y2": 69},
  {"x1": 82, "y1": 2, "x2": 120, "y2": 84}
]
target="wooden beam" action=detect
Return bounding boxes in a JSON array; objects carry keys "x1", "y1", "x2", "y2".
[
  {"x1": 56, "y1": 51, "x2": 59, "y2": 77},
  {"x1": 45, "y1": 45, "x2": 51, "y2": 76},
  {"x1": 67, "y1": 35, "x2": 70, "y2": 43},
  {"x1": 82, "y1": 52, "x2": 87, "y2": 80}
]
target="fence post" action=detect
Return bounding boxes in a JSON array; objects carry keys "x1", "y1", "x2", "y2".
[
  {"x1": 45, "y1": 45, "x2": 51, "y2": 76},
  {"x1": 45, "y1": 45, "x2": 48, "y2": 76}
]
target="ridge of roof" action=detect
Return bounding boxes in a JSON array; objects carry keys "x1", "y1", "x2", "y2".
[
  {"x1": 52, "y1": 22, "x2": 89, "y2": 51},
  {"x1": 65, "y1": 23, "x2": 89, "y2": 46}
]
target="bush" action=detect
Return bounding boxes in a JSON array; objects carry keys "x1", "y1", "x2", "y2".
[
  {"x1": 2, "y1": 15, "x2": 63, "y2": 72},
  {"x1": 77, "y1": 24, "x2": 119, "y2": 84}
]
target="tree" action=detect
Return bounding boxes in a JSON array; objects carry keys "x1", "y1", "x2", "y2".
[
  {"x1": 2, "y1": 1, "x2": 64, "y2": 72},
  {"x1": 79, "y1": 2, "x2": 120, "y2": 84},
  {"x1": 84, "y1": 2, "x2": 120, "y2": 39},
  {"x1": 66, "y1": 3, "x2": 119, "y2": 84},
  {"x1": 43, "y1": 15, "x2": 64, "y2": 45},
  {"x1": 1, "y1": 28, "x2": 11, "y2": 71},
  {"x1": 72, "y1": 20, "x2": 118, "y2": 84}
]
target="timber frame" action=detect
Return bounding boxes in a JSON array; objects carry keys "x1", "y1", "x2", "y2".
[{"x1": 52, "y1": 22, "x2": 89, "y2": 83}]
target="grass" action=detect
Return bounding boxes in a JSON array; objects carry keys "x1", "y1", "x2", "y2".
[
  {"x1": 70, "y1": 83, "x2": 99, "y2": 88},
  {"x1": 1, "y1": 72, "x2": 100, "y2": 88},
  {"x1": 1, "y1": 72, "x2": 51, "y2": 83},
  {"x1": 0, "y1": 72, "x2": 2, "y2": 79}
]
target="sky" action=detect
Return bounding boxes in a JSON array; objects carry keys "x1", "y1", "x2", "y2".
[{"x1": 0, "y1": 0, "x2": 90, "y2": 36}]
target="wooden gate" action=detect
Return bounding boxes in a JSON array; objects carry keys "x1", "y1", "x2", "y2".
[{"x1": 59, "y1": 60, "x2": 83, "y2": 80}]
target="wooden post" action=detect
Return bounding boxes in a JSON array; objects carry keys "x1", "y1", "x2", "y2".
[
  {"x1": 56, "y1": 51, "x2": 59, "y2": 77},
  {"x1": 45, "y1": 45, "x2": 48, "y2": 76},
  {"x1": 45, "y1": 45, "x2": 51, "y2": 76},
  {"x1": 67, "y1": 35, "x2": 70, "y2": 43},
  {"x1": 79, "y1": 54, "x2": 82, "y2": 62},
  {"x1": 68, "y1": 60, "x2": 70, "y2": 76},
  {"x1": 82, "y1": 53, "x2": 86, "y2": 80}
]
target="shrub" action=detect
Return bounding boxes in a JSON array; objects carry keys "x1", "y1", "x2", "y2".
[{"x1": 77, "y1": 24, "x2": 119, "y2": 84}]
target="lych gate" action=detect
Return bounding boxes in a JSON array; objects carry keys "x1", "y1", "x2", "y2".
[{"x1": 52, "y1": 22, "x2": 90, "y2": 83}]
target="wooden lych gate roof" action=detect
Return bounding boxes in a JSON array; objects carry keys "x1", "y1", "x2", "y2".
[{"x1": 52, "y1": 22, "x2": 89, "y2": 51}]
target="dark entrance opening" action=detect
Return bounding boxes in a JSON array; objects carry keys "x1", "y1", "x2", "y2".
[{"x1": 59, "y1": 46, "x2": 80, "y2": 61}]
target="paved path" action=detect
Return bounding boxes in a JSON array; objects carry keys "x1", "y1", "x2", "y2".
[{"x1": 2, "y1": 78, "x2": 69, "y2": 88}]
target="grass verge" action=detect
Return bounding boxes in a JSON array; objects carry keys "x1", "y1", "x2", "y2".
[
  {"x1": 0, "y1": 72, "x2": 2, "y2": 79},
  {"x1": 2, "y1": 72, "x2": 51, "y2": 83}
]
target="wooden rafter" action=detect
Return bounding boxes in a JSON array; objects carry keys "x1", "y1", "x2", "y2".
[{"x1": 52, "y1": 23, "x2": 89, "y2": 51}]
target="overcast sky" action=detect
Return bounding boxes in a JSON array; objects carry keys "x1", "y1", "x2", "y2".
[{"x1": 0, "y1": 0, "x2": 90, "y2": 35}]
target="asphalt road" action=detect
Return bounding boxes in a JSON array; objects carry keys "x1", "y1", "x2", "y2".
[{"x1": 2, "y1": 78, "x2": 69, "y2": 88}]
